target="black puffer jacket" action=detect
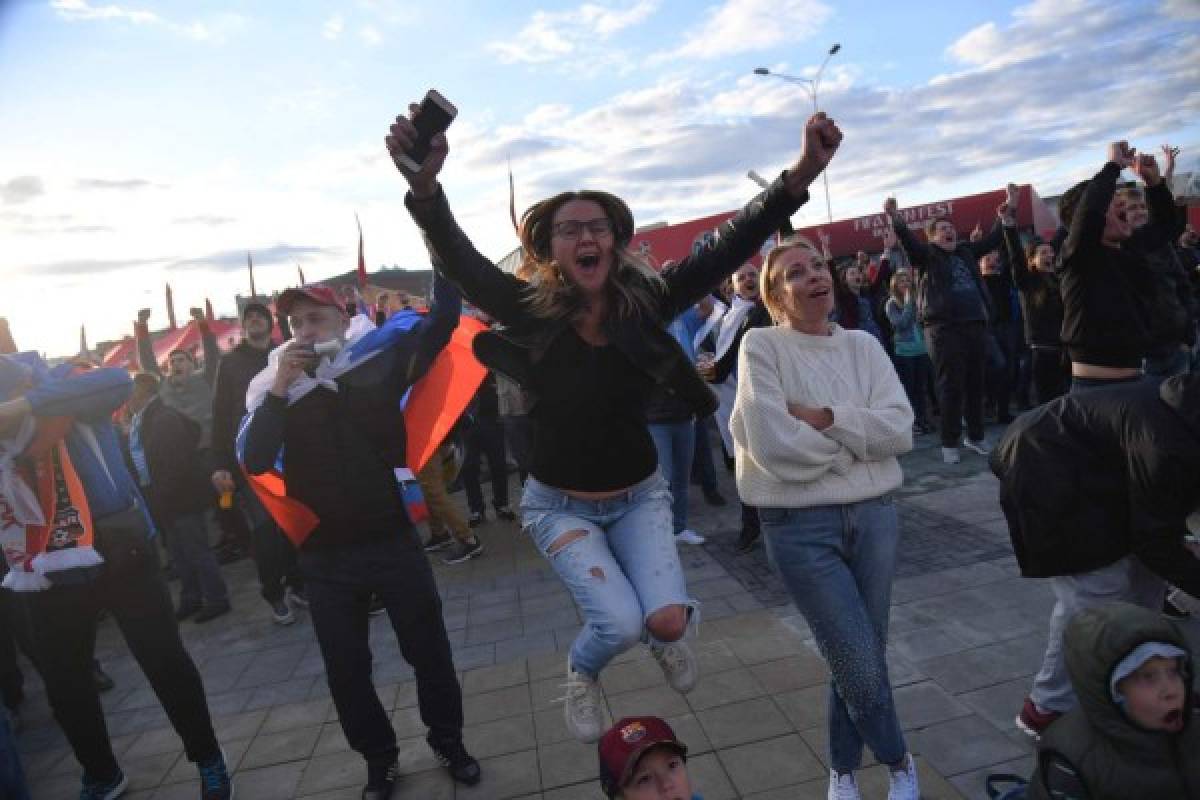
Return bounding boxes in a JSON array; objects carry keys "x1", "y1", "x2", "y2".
[
  {"x1": 1029, "y1": 603, "x2": 1199, "y2": 800},
  {"x1": 210, "y1": 339, "x2": 274, "y2": 474},
  {"x1": 989, "y1": 374, "x2": 1200, "y2": 595},
  {"x1": 1143, "y1": 244, "x2": 1197, "y2": 351}
]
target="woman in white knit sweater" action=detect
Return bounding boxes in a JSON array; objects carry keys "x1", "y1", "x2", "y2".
[{"x1": 730, "y1": 237, "x2": 917, "y2": 800}]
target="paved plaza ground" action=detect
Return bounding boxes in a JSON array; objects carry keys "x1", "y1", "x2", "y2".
[{"x1": 14, "y1": 425, "x2": 1200, "y2": 799}]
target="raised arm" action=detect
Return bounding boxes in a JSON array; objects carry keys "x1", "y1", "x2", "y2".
[
  {"x1": 884, "y1": 196, "x2": 932, "y2": 270},
  {"x1": 1130, "y1": 152, "x2": 1183, "y2": 252},
  {"x1": 134, "y1": 309, "x2": 162, "y2": 377},
  {"x1": 405, "y1": 271, "x2": 462, "y2": 385},
  {"x1": 1003, "y1": 224, "x2": 1036, "y2": 291},
  {"x1": 26, "y1": 366, "x2": 132, "y2": 423},
  {"x1": 1062, "y1": 142, "x2": 1133, "y2": 267},
  {"x1": 657, "y1": 113, "x2": 841, "y2": 318},
  {"x1": 188, "y1": 308, "x2": 221, "y2": 386}
]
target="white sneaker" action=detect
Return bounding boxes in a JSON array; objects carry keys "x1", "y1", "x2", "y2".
[
  {"x1": 651, "y1": 641, "x2": 698, "y2": 694},
  {"x1": 562, "y1": 664, "x2": 605, "y2": 743},
  {"x1": 675, "y1": 529, "x2": 706, "y2": 546},
  {"x1": 887, "y1": 754, "x2": 919, "y2": 800},
  {"x1": 941, "y1": 446, "x2": 961, "y2": 464},
  {"x1": 963, "y1": 437, "x2": 991, "y2": 456},
  {"x1": 828, "y1": 769, "x2": 862, "y2": 800}
]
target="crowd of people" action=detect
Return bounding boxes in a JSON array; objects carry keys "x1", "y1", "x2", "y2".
[{"x1": 0, "y1": 98, "x2": 1197, "y2": 800}]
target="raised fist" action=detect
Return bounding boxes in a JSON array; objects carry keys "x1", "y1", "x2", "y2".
[
  {"x1": 189, "y1": 307, "x2": 205, "y2": 322},
  {"x1": 137, "y1": 308, "x2": 152, "y2": 324},
  {"x1": 1132, "y1": 153, "x2": 1163, "y2": 187},
  {"x1": 883, "y1": 196, "x2": 899, "y2": 216},
  {"x1": 1107, "y1": 141, "x2": 1135, "y2": 169},
  {"x1": 796, "y1": 112, "x2": 843, "y2": 181}
]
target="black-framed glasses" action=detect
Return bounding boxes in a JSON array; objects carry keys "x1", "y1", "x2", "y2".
[{"x1": 552, "y1": 218, "x2": 613, "y2": 239}]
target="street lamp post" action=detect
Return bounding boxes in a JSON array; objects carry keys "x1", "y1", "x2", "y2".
[{"x1": 754, "y1": 43, "x2": 841, "y2": 223}]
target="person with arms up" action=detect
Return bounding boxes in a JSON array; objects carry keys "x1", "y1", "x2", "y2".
[{"x1": 388, "y1": 100, "x2": 841, "y2": 742}]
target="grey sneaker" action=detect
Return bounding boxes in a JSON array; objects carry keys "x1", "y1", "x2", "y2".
[
  {"x1": 561, "y1": 664, "x2": 605, "y2": 743},
  {"x1": 651, "y1": 641, "x2": 698, "y2": 694}
]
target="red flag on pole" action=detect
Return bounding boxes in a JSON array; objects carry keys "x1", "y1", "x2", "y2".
[
  {"x1": 297, "y1": 263, "x2": 307, "y2": 286},
  {"x1": 355, "y1": 214, "x2": 367, "y2": 290},
  {"x1": 205, "y1": 299, "x2": 214, "y2": 321},
  {"x1": 247, "y1": 252, "x2": 257, "y2": 298}
]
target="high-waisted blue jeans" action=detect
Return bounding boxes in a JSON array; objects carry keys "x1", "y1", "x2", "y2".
[
  {"x1": 520, "y1": 472, "x2": 694, "y2": 677},
  {"x1": 760, "y1": 495, "x2": 906, "y2": 773}
]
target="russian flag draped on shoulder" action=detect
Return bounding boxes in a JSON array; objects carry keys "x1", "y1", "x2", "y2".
[{"x1": 236, "y1": 310, "x2": 487, "y2": 547}]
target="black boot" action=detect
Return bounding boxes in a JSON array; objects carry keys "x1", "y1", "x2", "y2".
[
  {"x1": 428, "y1": 735, "x2": 481, "y2": 785},
  {"x1": 362, "y1": 759, "x2": 399, "y2": 800}
]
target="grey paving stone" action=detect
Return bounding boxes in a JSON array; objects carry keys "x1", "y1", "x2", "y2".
[
  {"x1": 533, "y1": 707, "x2": 574, "y2": 747},
  {"x1": 390, "y1": 704, "x2": 429, "y2": 740},
  {"x1": 123, "y1": 726, "x2": 183, "y2": 760},
  {"x1": 234, "y1": 759, "x2": 308, "y2": 799},
  {"x1": 293, "y1": 749, "x2": 366, "y2": 797},
  {"x1": 890, "y1": 626, "x2": 975, "y2": 662},
  {"x1": 685, "y1": 666, "x2": 765, "y2": 712},
  {"x1": 469, "y1": 601, "x2": 521, "y2": 626},
  {"x1": 728, "y1": 631, "x2": 806, "y2": 665},
  {"x1": 916, "y1": 637, "x2": 1046, "y2": 694},
  {"x1": 717, "y1": 733, "x2": 825, "y2": 796},
  {"x1": 495, "y1": 632, "x2": 559, "y2": 662},
  {"x1": 122, "y1": 750, "x2": 181, "y2": 792},
  {"x1": 687, "y1": 751, "x2": 738, "y2": 800},
  {"x1": 691, "y1": 639, "x2": 743, "y2": 675},
  {"x1": 240, "y1": 724, "x2": 321, "y2": 770},
  {"x1": 452, "y1": 642, "x2": 497, "y2": 671},
  {"x1": 543, "y1": 783, "x2": 602, "y2": 800},
  {"x1": 696, "y1": 696, "x2": 792, "y2": 749},
  {"x1": 463, "y1": 713, "x2": 537, "y2": 761},
  {"x1": 774, "y1": 684, "x2": 828, "y2": 732},
  {"x1": 607, "y1": 684, "x2": 690, "y2": 721},
  {"x1": 893, "y1": 680, "x2": 974, "y2": 730},
  {"x1": 797, "y1": 720, "x2": 875, "y2": 769},
  {"x1": 462, "y1": 660, "x2": 529, "y2": 696},
  {"x1": 597, "y1": 657, "x2": 664, "y2": 695},
  {"x1": 463, "y1": 683, "x2": 532, "y2": 725},
  {"x1": 244, "y1": 675, "x2": 318, "y2": 711},
  {"x1": 748, "y1": 651, "x2": 829, "y2": 693},
  {"x1": 260, "y1": 698, "x2": 333, "y2": 735},
  {"x1": 957, "y1": 676, "x2": 1036, "y2": 732},
  {"x1": 395, "y1": 733, "x2": 442, "y2": 774},
  {"x1": 948, "y1": 754, "x2": 1035, "y2": 800},
  {"x1": 312, "y1": 723, "x2": 351, "y2": 758},
  {"x1": 907, "y1": 714, "x2": 1028, "y2": 775},
  {"x1": 537, "y1": 738, "x2": 599, "y2": 789},
  {"x1": 455, "y1": 748, "x2": 541, "y2": 799},
  {"x1": 521, "y1": 607, "x2": 583, "y2": 634}
]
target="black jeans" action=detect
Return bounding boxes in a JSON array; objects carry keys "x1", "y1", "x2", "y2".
[
  {"x1": 461, "y1": 418, "x2": 510, "y2": 513},
  {"x1": 894, "y1": 354, "x2": 932, "y2": 424},
  {"x1": 925, "y1": 322, "x2": 987, "y2": 448},
  {"x1": 1030, "y1": 346, "x2": 1069, "y2": 405},
  {"x1": 501, "y1": 414, "x2": 532, "y2": 485},
  {"x1": 239, "y1": 484, "x2": 303, "y2": 605},
  {"x1": 0, "y1": 592, "x2": 28, "y2": 711},
  {"x1": 986, "y1": 320, "x2": 1021, "y2": 418},
  {"x1": 299, "y1": 533, "x2": 464, "y2": 766},
  {"x1": 15, "y1": 545, "x2": 218, "y2": 780},
  {"x1": 690, "y1": 415, "x2": 719, "y2": 493}
]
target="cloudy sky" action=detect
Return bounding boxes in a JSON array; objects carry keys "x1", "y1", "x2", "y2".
[{"x1": 2, "y1": 0, "x2": 1198, "y2": 357}]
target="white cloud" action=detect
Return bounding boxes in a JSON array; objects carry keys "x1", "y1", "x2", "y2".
[
  {"x1": 322, "y1": 14, "x2": 344, "y2": 39},
  {"x1": 50, "y1": 0, "x2": 247, "y2": 43},
  {"x1": 1163, "y1": 0, "x2": 1200, "y2": 19},
  {"x1": 1, "y1": 176, "x2": 45, "y2": 205},
  {"x1": 488, "y1": 1, "x2": 659, "y2": 64},
  {"x1": 360, "y1": 25, "x2": 383, "y2": 46},
  {"x1": 657, "y1": 0, "x2": 832, "y2": 62}
]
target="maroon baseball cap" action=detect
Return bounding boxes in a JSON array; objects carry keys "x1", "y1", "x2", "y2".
[
  {"x1": 276, "y1": 285, "x2": 342, "y2": 316},
  {"x1": 598, "y1": 716, "x2": 688, "y2": 797}
]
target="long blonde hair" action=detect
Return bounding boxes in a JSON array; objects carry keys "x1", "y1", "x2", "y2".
[
  {"x1": 517, "y1": 190, "x2": 664, "y2": 321},
  {"x1": 759, "y1": 236, "x2": 826, "y2": 324}
]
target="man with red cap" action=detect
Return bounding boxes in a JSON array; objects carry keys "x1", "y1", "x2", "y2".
[
  {"x1": 241, "y1": 274, "x2": 480, "y2": 799},
  {"x1": 598, "y1": 716, "x2": 701, "y2": 800}
]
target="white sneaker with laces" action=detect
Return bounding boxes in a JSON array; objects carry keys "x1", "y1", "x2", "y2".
[
  {"x1": 828, "y1": 770, "x2": 862, "y2": 800},
  {"x1": 941, "y1": 446, "x2": 961, "y2": 464},
  {"x1": 674, "y1": 529, "x2": 706, "y2": 546},
  {"x1": 963, "y1": 437, "x2": 991, "y2": 456},
  {"x1": 651, "y1": 641, "x2": 698, "y2": 694},
  {"x1": 887, "y1": 754, "x2": 919, "y2": 800},
  {"x1": 561, "y1": 664, "x2": 605, "y2": 743}
]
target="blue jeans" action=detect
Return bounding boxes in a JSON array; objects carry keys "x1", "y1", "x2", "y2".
[
  {"x1": 648, "y1": 420, "x2": 696, "y2": 534},
  {"x1": 520, "y1": 473, "x2": 694, "y2": 677},
  {"x1": 163, "y1": 512, "x2": 229, "y2": 608},
  {"x1": 760, "y1": 496, "x2": 906, "y2": 773}
]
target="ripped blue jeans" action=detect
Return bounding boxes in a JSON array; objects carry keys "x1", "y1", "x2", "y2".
[{"x1": 520, "y1": 472, "x2": 694, "y2": 678}]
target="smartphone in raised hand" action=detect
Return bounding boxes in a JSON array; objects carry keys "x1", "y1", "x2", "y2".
[{"x1": 396, "y1": 90, "x2": 458, "y2": 172}]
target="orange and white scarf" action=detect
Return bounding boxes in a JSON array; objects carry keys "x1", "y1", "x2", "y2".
[{"x1": 0, "y1": 416, "x2": 104, "y2": 591}]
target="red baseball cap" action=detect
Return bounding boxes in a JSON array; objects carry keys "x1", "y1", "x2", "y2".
[
  {"x1": 598, "y1": 716, "x2": 688, "y2": 797},
  {"x1": 276, "y1": 285, "x2": 343, "y2": 316}
]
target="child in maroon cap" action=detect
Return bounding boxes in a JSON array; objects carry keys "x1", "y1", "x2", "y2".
[{"x1": 598, "y1": 716, "x2": 702, "y2": 800}]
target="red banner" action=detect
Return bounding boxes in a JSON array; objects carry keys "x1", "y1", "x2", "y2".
[{"x1": 630, "y1": 184, "x2": 1059, "y2": 267}]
